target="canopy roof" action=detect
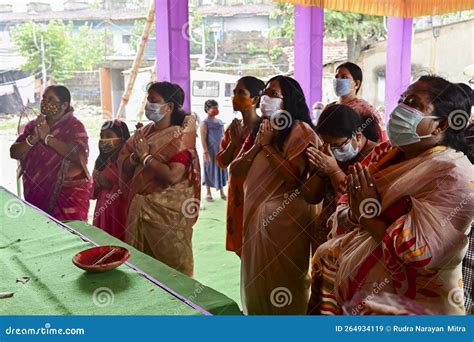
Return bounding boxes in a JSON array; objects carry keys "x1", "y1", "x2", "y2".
[{"x1": 274, "y1": 0, "x2": 474, "y2": 17}]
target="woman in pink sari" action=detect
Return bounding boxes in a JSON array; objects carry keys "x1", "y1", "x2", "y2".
[
  {"x1": 309, "y1": 76, "x2": 474, "y2": 315},
  {"x1": 10, "y1": 85, "x2": 91, "y2": 221}
]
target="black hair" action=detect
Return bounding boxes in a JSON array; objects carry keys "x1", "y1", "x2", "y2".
[
  {"x1": 238, "y1": 76, "x2": 266, "y2": 108},
  {"x1": 204, "y1": 99, "x2": 218, "y2": 113},
  {"x1": 147, "y1": 81, "x2": 189, "y2": 126},
  {"x1": 337, "y1": 62, "x2": 363, "y2": 94},
  {"x1": 419, "y1": 75, "x2": 473, "y2": 163},
  {"x1": 94, "y1": 120, "x2": 131, "y2": 171},
  {"x1": 317, "y1": 104, "x2": 363, "y2": 137},
  {"x1": 456, "y1": 83, "x2": 474, "y2": 106},
  {"x1": 44, "y1": 85, "x2": 72, "y2": 111},
  {"x1": 265, "y1": 75, "x2": 314, "y2": 151}
]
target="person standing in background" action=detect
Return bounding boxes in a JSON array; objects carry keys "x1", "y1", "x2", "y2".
[
  {"x1": 333, "y1": 62, "x2": 387, "y2": 142},
  {"x1": 201, "y1": 99, "x2": 228, "y2": 202}
]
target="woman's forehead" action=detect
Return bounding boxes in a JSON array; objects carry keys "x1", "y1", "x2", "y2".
[{"x1": 43, "y1": 89, "x2": 58, "y2": 99}]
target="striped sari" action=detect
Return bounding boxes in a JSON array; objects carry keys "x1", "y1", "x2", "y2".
[{"x1": 309, "y1": 144, "x2": 474, "y2": 315}]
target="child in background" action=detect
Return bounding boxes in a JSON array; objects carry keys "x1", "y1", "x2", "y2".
[
  {"x1": 200, "y1": 99, "x2": 228, "y2": 201},
  {"x1": 92, "y1": 119, "x2": 130, "y2": 240}
]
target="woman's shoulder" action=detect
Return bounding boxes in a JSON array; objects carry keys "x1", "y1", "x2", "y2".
[{"x1": 287, "y1": 120, "x2": 318, "y2": 146}]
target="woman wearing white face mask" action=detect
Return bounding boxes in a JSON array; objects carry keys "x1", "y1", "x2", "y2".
[
  {"x1": 230, "y1": 75, "x2": 321, "y2": 315},
  {"x1": 301, "y1": 104, "x2": 380, "y2": 252},
  {"x1": 333, "y1": 62, "x2": 387, "y2": 142},
  {"x1": 308, "y1": 76, "x2": 474, "y2": 315},
  {"x1": 118, "y1": 81, "x2": 201, "y2": 277}
]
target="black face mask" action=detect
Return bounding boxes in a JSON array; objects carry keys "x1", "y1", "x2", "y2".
[{"x1": 99, "y1": 141, "x2": 114, "y2": 154}]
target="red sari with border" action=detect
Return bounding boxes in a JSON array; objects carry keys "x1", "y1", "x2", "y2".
[{"x1": 16, "y1": 111, "x2": 91, "y2": 221}]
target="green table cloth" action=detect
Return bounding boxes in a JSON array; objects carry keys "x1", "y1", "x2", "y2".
[{"x1": 0, "y1": 187, "x2": 240, "y2": 315}]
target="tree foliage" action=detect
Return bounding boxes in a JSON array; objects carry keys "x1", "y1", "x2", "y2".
[
  {"x1": 11, "y1": 20, "x2": 108, "y2": 82},
  {"x1": 270, "y1": 4, "x2": 385, "y2": 62}
]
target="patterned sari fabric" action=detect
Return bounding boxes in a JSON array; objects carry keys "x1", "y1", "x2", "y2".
[
  {"x1": 16, "y1": 111, "x2": 91, "y2": 221},
  {"x1": 309, "y1": 145, "x2": 474, "y2": 315},
  {"x1": 241, "y1": 121, "x2": 320, "y2": 315},
  {"x1": 117, "y1": 117, "x2": 201, "y2": 277}
]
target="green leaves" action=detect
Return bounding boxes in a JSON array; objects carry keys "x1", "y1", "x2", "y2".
[{"x1": 10, "y1": 20, "x2": 108, "y2": 82}]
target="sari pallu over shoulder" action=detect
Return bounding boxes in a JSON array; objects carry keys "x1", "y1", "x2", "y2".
[
  {"x1": 241, "y1": 121, "x2": 321, "y2": 315},
  {"x1": 15, "y1": 111, "x2": 91, "y2": 220},
  {"x1": 118, "y1": 116, "x2": 201, "y2": 277},
  {"x1": 311, "y1": 145, "x2": 474, "y2": 315}
]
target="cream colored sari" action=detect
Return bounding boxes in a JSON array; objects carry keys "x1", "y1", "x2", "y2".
[
  {"x1": 241, "y1": 121, "x2": 320, "y2": 315},
  {"x1": 118, "y1": 116, "x2": 201, "y2": 277},
  {"x1": 312, "y1": 145, "x2": 473, "y2": 315}
]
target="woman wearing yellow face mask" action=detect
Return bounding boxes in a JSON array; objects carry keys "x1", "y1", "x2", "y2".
[
  {"x1": 10, "y1": 85, "x2": 91, "y2": 221},
  {"x1": 92, "y1": 119, "x2": 130, "y2": 241},
  {"x1": 216, "y1": 76, "x2": 265, "y2": 257}
]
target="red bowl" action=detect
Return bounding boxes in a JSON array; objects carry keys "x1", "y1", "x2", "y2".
[{"x1": 72, "y1": 245, "x2": 130, "y2": 273}]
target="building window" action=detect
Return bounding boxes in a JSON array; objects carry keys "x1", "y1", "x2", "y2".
[
  {"x1": 224, "y1": 82, "x2": 236, "y2": 97},
  {"x1": 192, "y1": 81, "x2": 219, "y2": 97}
]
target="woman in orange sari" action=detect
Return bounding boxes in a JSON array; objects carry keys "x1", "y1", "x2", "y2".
[
  {"x1": 216, "y1": 76, "x2": 265, "y2": 257},
  {"x1": 231, "y1": 76, "x2": 320, "y2": 315},
  {"x1": 118, "y1": 82, "x2": 201, "y2": 277},
  {"x1": 309, "y1": 76, "x2": 474, "y2": 315}
]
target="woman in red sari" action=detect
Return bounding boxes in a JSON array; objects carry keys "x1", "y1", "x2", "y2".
[
  {"x1": 118, "y1": 82, "x2": 201, "y2": 277},
  {"x1": 10, "y1": 85, "x2": 91, "y2": 221},
  {"x1": 92, "y1": 119, "x2": 130, "y2": 240}
]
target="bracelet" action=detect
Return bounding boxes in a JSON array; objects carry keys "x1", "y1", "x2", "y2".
[
  {"x1": 142, "y1": 154, "x2": 153, "y2": 167},
  {"x1": 44, "y1": 134, "x2": 54, "y2": 146},
  {"x1": 25, "y1": 136, "x2": 35, "y2": 147},
  {"x1": 329, "y1": 169, "x2": 343, "y2": 178}
]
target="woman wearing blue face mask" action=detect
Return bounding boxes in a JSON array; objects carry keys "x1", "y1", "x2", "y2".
[
  {"x1": 333, "y1": 62, "x2": 387, "y2": 142},
  {"x1": 118, "y1": 81, "x2": 201, "y2": 277},
  {"x1": 308, "y1": 76, "x2": 474, "y2": 315},
  {"x1": 301, "y1": 104, "x2": 380, "y2": 251}
]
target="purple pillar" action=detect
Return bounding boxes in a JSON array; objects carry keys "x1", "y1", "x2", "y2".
[
  {"x1": 294, "y1": 5, "x2": 324, "y2": 107},
  {"x1": 155, "y1": 0, "x2": 191, "y2": 111},
  {"x1": 385, "y1": 17, "x2": 413, "y2": 121}
]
